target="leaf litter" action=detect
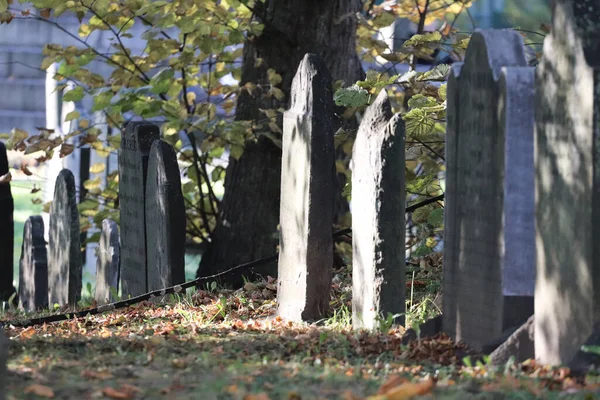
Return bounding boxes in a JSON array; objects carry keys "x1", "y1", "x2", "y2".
[{"x1": 3, "y1": 268, "x2": 600, "y2": 399}]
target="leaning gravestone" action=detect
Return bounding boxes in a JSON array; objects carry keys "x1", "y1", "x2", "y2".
[
  {"x1": 277, "y1": 53, "x2": 336, "y2": 321},
  {"x1": 443, "y1": 29, "x2": 535, "y2": 350},
  {"x1": 95, "y1": 219, "x2": 120, "y2": 305},
  {"x1": 48, "y1": 169, "x2": 82, "y2": 306},
  {"x1": 18, "y1": 216, "x2": 48, "y2": 312},
  {"x1": 0, "y1": 142, "x2": 15, "y2": 303},
  {"x1": 351, "y1": 90, "x2": 405, "y2": 330},
  {"x1": 119, "y1": 122, "x2": 159, "y2": 297},
  {"x1": 146, "y1": 141, "x2": 185, "y2": 292},
  {"x1": 535, "y1": 1, "x2": 600, "y2": 365}
]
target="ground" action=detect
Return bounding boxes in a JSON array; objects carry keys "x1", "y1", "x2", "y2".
[{"x1": 3, "y1": 274, "x2": 600, "y2": 400}]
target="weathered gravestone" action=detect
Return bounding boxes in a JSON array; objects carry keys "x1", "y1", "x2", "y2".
[
  {"x1": 18, "y1": 216, "x2": 48, "y2": 312},
  {"x1": 119, "y1": 122, "x2": 159, "y2": 297},
  {"x1": 443, "y1": 30, "x2": 535, "y2": 350},
  {"x1": 535, "y1": 0, "x2": 600, "y2": 365},
  {"x1": 351, "y1": 90, "x2": 405, "y2": 330},
  {"x1": 146, "y1": 140, "x2": 185, "y2": 292},
  {"x1": 48, "y1": 169, "x2": 82, "y2": 306},
  {"x1": 277, "y1": 53, "x2": 336, "y2": 321},
  {"x1": 95, "y1": 219, "x2": 120, "y2": 305},
  {"x1": 0, "y1": 142, "x2": 16, "y2": 303}
]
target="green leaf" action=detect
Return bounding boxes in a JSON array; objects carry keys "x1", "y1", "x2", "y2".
[
  {"x1": 403, "y1": 31, "x2": 442, "y2": 47},
  {"x1": 63, "y1": 86, "x2": 85, "y2": 102},
  {"x1": 403, "y1": 108, "x2": 435, "y2": 138},
  {"x1": 407, "y1": 94, "x2": 438, "y2": 110},
  {"x1": 0, "y1": 0, "x2": 7, "y2": 13},
  {"x1": 64, "y1": 110, "x2": 80, "y2": 122},
  {"x1": 417, "y1": 64, "x2": 451, "y2": 82},
  {"x1": 333, "y1": 85, "x2": 369, "y2": 108},
  {"x1": 427, "y1": 208, "x2": 444, "y2": 227},
  {"x1": 581, "y1": 345, "x2": 600, "y2": 355}
]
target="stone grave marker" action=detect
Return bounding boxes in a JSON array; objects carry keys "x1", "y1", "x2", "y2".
[
  {"x1": 442, "y1": 30, "x2": 534, "y2": 350},
  {"x1": 535, "y1": 1, "x2": 600, "y2": 365},
  {"x1": 18, "y1": 216, "x2": 48, "y2": 312},
  {"x1": 118, "y1": 122, "x2": 159, "y2": 297},
  {"x1": 277, "y1": 53, "x2": 336, "y2": 321},
  {"x1": 351, "y1": 89, "x2": 405, "y2": 330},
  {"x1": 48, "y1": 169, "x2": 82, "y2": 306},
  {"x1": 95, "y1": 219, "x2": 120, "y2": 305},
  {"x1": 0, "y1": 141, "x2": 15, "y2": 303},
  {"x1": 146, "y1": 140, "x2": 185, "y2": 292}
]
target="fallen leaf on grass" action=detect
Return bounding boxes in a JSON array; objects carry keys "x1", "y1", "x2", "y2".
[
  {"x1": 81, "y1": 369, "x2": 113, "y2": 380},
  {"x1": 24, "y1": 384, "x2": 54, "y2": 398},
  {"x1": 103, "y1": 384, "x2": 141, "y2": 400},
  {"x1": 243, "y1": 393, "x2": 270, "y2": 400},
  {"x1": 368, "y1": 377, "x2": 435, "y2": 400},
  {"x1": 377, "y1": 375, "x2": 409, "y2": 395}
]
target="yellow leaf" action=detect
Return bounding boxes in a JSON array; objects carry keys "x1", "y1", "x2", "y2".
[
  {"x1": 24, "y1": 384, "x2": 55, "y2": 398},
  {"x1": 89, "y1": 162, "x2": 105, "y2": 174}
]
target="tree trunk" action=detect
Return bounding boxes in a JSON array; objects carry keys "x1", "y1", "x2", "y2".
[{"x1": 197, "y1": 0, "x2": 364, "y2": 287}]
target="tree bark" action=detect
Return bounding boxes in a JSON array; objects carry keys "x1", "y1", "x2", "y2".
[{"x1": 197, "y1": 0, "x2": 364, "y2": 287}]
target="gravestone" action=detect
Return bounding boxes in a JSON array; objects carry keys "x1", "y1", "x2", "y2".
[
  {"x1": 351, "y1": 90, "x2": 405, "y2": 330},
  {"x1": 0, "y1": 142, "x2": 15, "y2": 303},
  {"x1": 442, "y1": 30, "x2": 534, "y2": 350},
  {"x1": 48, "y1": 169, "x2": 82, "y2": 306},
  {"x1": 276, "y1": 53, "x2": 336, "y2": 321},
  {"x1": 118, "y1": 122, "x2": 159, "y2": 297},
  {"x1": 95, "y1": 219, "x2": 120, "y2": 305},
  {"x1": 18, "y1": 216, "x2": 48, "y2": 312},
  {"x1": 535, "y1": 1, "x2": 600, "y2": 365},
  {"x1": 146, "y1": 141, "x2": 185, "y2": 291}
]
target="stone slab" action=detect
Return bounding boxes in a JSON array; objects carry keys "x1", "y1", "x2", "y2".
[
  {"x1": 146, "y1": 140, "x2": 186, "y2": 291},
  {"x1": 351, "y1": 89, "x2": 405, "y2": 330},
  {"x1": 95, "y1": 219, "x2": 120, "y2": 305},
  {"x1": 48, "y1": 169, "x2": 82, "y2": 306},
  {"x1": 118, "y1": 122, "x2": 159, "y2": 297},
  {"x1": 276, "y1": 53, "x2": 336, "y2": 322},
  {"x1": 18, "y1": 216, "x2": 48, "y2": 312}
]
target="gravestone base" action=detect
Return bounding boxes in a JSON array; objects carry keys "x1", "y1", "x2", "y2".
[{"x1": 487, "y1": 315, "x2": 535, "y2": 366}]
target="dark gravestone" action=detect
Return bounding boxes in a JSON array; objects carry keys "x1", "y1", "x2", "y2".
[
  {"x1": 0, "y1": 142, "x2": 15, "y2": 302},
  {"x1": 48, "y1": 169, "x2": 82, "y2": 306},
  {"x1": 95, "y1": 219, "x2": 120, "y2": 305},
  {"x1": 118, "y1": 122, "x2": 159, "y2": 297},
  {"x1": 443, "y1": 30, "x2": 534, "y2": 350},
  {"x1": 535, "y1": 1, "x2": 600, "y2": 365},
  {"x1": 277, "y1": 53, "x2": 336, "y2": 321},
  {"x1": 146, "y1": 141, "x2": 185, "y2": 291},
  {"x1": 351, "y1": 90, "x2": 405, "y2": 330},
  {"x1": 18, "y1": 216, "x2": 48, "y2": 312}
]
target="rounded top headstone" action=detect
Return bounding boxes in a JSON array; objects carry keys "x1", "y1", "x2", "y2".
[{"x1": 289, "y1": 53, "x2": 334, "y2": 116}]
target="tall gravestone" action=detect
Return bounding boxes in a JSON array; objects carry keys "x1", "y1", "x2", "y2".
[
  {"x1": 119, "y1": 122, "x2": 159, "y2": 297},
  {"x1": 48, "y1": 169, "x2": 82, "y2": 306},
  {"x1": 18, "y1": 216, "x2": 48, "y2": 312},
  {"x1": 0, "y1": 142, "x2": 15, "y2": 303},
  {"x1": 276, "y1": 53, "x2": 336, "y2": 321},
  {"x1": 95, "y1": 219, "x2": 120, "y2": 305},
  {"x1": 443, "y1": 30, "x2": 535, "y2": 350},
  {"x1": 535, "y1": 1, "x2": 600, "y2": 365},
  {"x1": 351, "y1": 90, "x2": 406, "y2": 330},
  {"x1": 146, "y1": 141, "x2": 186, "y2": 291}
]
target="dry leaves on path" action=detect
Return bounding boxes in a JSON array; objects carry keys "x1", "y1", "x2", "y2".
[
  {"x1": 367, "y1": 377, "x2": 435, "y2": 400},
  {"x1": 23, "y1": 384, "x2": 54, "y2": 398}
]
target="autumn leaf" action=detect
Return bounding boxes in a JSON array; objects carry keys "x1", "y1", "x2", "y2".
[
  {"x1": 24, "y1": 384, "x2": 55, "y2": 398},
  {"x1": 243, "y1": 393, "x2": 270, "y2": 400},
  {"x1": 369, "y1": 377, "x2": 435, "y2": 400}
]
